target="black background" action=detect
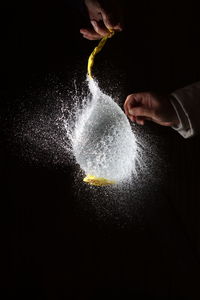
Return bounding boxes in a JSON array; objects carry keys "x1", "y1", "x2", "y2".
[{"x1": 1, "y1": 1, "x2": 200, "y2": 298}]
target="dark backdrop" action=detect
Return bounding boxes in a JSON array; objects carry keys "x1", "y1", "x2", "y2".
[{"x1": 1, "y1": 1, "x2": 200, "y2": 298}]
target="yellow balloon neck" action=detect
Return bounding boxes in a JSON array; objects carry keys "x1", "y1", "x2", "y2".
[
  {"x1": 87, "y1": 30, "x2": 115, "y2": 79},
  {"x1": 83, "y1": 174, "x2": 116, "y2": 186}
]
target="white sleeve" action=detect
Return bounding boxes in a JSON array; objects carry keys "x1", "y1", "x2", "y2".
[{"x1": 170, "y1": 81, "x2": 200, "y2": 139}]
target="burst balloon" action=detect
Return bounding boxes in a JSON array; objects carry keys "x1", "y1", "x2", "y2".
[{"x1": 72, "y1": 80, "x2": 138, "y2": 186}]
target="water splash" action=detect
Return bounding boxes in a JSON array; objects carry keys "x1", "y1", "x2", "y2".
[
  {"x1": 8, "y1": 74, "x2": 166, "y2": 227},
  {"x1": 64, "y1": 78, "x2": 139, "y2": 184}
]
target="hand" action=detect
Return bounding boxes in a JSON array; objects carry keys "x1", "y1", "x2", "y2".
[
  {"x1": 124, "y1": 92, "x2": 180, "y2": 127},
  {"x1": 80, "y1": 0, "x2": 123, "y2": 40}
]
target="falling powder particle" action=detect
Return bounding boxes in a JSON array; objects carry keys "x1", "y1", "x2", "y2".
[{"x1": 71, "y1": 78, "x2": 138, "y2": 184}]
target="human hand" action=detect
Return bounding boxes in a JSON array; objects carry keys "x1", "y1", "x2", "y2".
[
  {"x1": 80, "y1": 0, "x2": 123, "y2": 40},
  {"x1": 124, "y1": 92, "x2": 180, "y2": 127}
]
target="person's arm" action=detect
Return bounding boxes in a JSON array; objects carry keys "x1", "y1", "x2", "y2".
[{"x1": 124, "y1": 82, "x2": 200, "y2": 139}]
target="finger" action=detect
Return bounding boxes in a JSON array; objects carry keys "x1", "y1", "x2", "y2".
[
  {"x1": 124, "y1": 101, "x2": 129, "y2": 116},
  {"x1": 80, "y1": 28, "x2": 102, "y2": 39},
  {"x1": 136, "y1": 116, "x2": 145, "y2": 125},
  {"x1": 129, "y1": 115, "x2": 136, "y2": 122},
  {"x1": 128, "y1": 106, "x2": 151, "y2": 118},
  {"x1": 100, "y1": 4, "x2": 123, "y2": 30},
  {"x1": 112, "y1": 23, "x2": 123, "y2": 32},
  {"x1": 82, "y1": 34, "x2": 100, "y2": 41},
  {"x1": 82, "y1": 33, "x2": 101, "y2": 40},
  {"x1": 124, "y1": 94, "x2": 139, "y2": 115},
  {"x1": 90, "y1": 20, "x2": 110, "y2": 37},
  {"x1": 124, "y1": 95, "x2": 132, "y2": 115},
  {"x1": 124, "y1": 105, "x2": 135, "y2": 122},
  {"x1": 80, "y1": 28, "x2": 102, "y2": 40},
  {"x1": 125, "y1": 110, "x2": 137, "y2": 123},
  {"x1": 101, "y1": 11, "x2": 123, "y2": 31},
  {"x1": 124, "y1": 93, "x2": 151, "y2": 118}
]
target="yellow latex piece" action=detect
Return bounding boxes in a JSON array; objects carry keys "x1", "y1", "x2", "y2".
[
  {"x1": 88, "y1": 30, "x2": 115, "y2": 79},
  {"x1": 83, "y1": 174, "x2": 116, "y2": 186}
]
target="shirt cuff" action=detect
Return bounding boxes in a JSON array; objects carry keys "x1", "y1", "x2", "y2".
[{"x1": 170, "y1": 94, "x2": 194, "y2": 138}]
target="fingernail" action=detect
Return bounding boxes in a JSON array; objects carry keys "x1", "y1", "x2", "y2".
[{"x1": 91, "y1": 20, "x2": 97, "y2": 27}]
